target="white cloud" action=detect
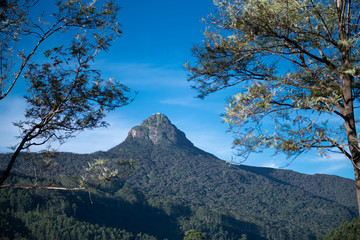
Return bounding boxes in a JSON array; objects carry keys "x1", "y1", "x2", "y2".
[
  {"x1": 316, "y1": 163, "x2": 350, "y2": 175},
  {"x1": 57, "y1": 114, "x2": 134, "y2": 153},
  {"x1": 262, "y1": 162, "x2": 280, "y2": 169},
  {"x1": 303, "y1": 151, "x2": 349, "y2": 163},
  {"x1": 159, "y1": 95, "x2": 205, "y2": 108},
  {"x1": 0, "y1": 96, "x2": 27, "y2": 152},
  {"x1": 94, "y1": 60, "x2": 190, "y2": 89},
  {"x1": 316, "y1": 153, "x2": 348, "y2": 162},
  {"x1": 181, "y1": 125, "x2": 233, "y2": 160},
  {"x1": 160, "y1": 97, "x2": 195, "y2": 106},
  {"x1": 0, "y1": 97, "x2": 135, "y2": 154}
]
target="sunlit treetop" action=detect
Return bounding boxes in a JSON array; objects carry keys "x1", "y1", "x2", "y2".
[{"x1": 186, "y1": 0, "x2": 360, "y2": 160}]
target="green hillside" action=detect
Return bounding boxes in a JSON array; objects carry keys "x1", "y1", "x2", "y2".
[{"x1": 0, "y1": 113, "x2": 358, "y2": 239}]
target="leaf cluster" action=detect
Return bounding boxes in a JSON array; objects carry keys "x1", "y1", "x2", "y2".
[
  {"x1": 1, "y1": 0, "x2": 122, "y2": 100},
  {"x1": 14, "y1": 36, "x2": 133, "y2": 150},
  {"x1": 186, "y1": 0, "x2": 360, "y2": 160},
  {"x1": 322, "y1": 218, "x2": 360, "y2": 240},
  {"x1": 0, "y1": 0, "x2": 135, "y2": 187}
]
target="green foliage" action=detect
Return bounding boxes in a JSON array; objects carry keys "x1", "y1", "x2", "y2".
[
  {"x1": 1, "y1": 0, "x2": 123, "y2": 100},
  {"x1": 186, "y1": 0, "x2": 360, "y2": 163},
  {"x1": 106, "y1": 136, "x2": 358, "y2": 239},
  {"x1": 0, "y1": 116, "x2": 358, "y2": 239},
  {"x1": 184, "y1": 229, "x2": 205, "y2": 240},
  {"x1": 21, "y1": 39, "x2": 133, "y2": 145},
  {"x1": 13, "y1": 0, "x2": 133, "y2": 147},
  {"x1": 0, "y1": 187, "x2": 160, "y2": 240},
  {"x1": 186, "y1": 0, "x2": 360, "y2": 218},
  {"x1": 323, "y1": 218, "x2": 360, "y2": 240},
  {"x1": 70, "y1": 158, "x2": 136, "y2": 189},
  {"x1": 0, "y1": 0, "x2": 135, "y2": 188}
]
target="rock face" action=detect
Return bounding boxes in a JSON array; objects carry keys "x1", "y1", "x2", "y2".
[{"x1": 128, "y1": 113, "x2": 194, "y2": 147}]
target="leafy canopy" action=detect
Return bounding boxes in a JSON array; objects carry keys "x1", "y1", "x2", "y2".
[
  {"x1": 186, "y1": 0, "x2": 360, "y2": 160},
  {"x1": 0, "y1": 0, "x2": 135, "y2": 189}
]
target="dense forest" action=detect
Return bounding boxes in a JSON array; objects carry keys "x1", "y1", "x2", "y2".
[
  {"x1": 0, "y1": 182, "x2": 159, "y2": 240},
  {"x1": 1, "y1": 114, "x2": 358, "y2": 239}
]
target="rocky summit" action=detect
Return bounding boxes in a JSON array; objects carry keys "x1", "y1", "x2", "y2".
[
  {"x1": 0, "y1": 113, "x2": 358, "y2": 240},
  {"x1": 127, "y1": 113, "x2": 194, "y2": 147}
]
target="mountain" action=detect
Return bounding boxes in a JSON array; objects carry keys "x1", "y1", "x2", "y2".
[
  {"x1": 126, "y1": 113, "x2": 194, "y2": 147},
  {"x1": 0, "y1": 113, "x2": 358, "y2": 240}
]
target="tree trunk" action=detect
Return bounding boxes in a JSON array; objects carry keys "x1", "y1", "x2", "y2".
[
  {"x1": 347, "y1": 131, "x2": 360, "y2": 217},
  {"x1": 341, "y1": 94, "x2": 360, "y2": 217},
  {"x1": 0, "y1": 140, "x2": 24, "y2": 186},
  {"x1": 0, "y1": 125, "x2": 38, "y2": 186},
  {"x1": 354, "y1": 165, "x2": 360, "y2": 217},
  {"x1": 341, "y1": 69, "x2": 360, "y2": 216}
]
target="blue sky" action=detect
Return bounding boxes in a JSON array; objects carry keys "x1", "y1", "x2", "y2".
[{"x1": 0, "y1": 0, "x2": 355, "y2": 180}]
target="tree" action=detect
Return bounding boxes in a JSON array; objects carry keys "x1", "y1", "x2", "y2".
[
  {"x1": 323, "y1": 218, "x2": 360, "y2": 240},
  {"x1": 0, "y1": 0, "x2": 135, "y2": 189},
  {"x1": 183, "y1": 229, "x2": 205, "y2": 240},
  {"x1": 186, "y1": 0, "x2": 360, "y2": 214}
]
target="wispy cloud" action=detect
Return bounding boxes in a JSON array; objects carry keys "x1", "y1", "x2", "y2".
[
  {"x1": 161, "y1": 98, "x2": 193, "y2": 106},
  {"x1": 58, "y1": 116, "x2": 133, "y2": 153},
  {"x1": 95, "y1": 60, "x2": 190, "y2": 89},
  {"x1": 262, "y1": 162, "x2": 281, "y2": 169},
  {"x1": 0, "y1": 97, "x2": 135, "y2": 154},
  {"x1": 316, "y1": 163, "x2": 350, "y2": 175},
  {"x1": 316, "y1": 153, "x2": 348, "y2": 162},
  {"x1": 179, "y1": 124, "x2": 233, "y2": 160},
  {"x1": 308, "y1": 152, "x2": 353, "y2": 177},
  {"x1": 0, "y1": 96, "x2": 26, "y2": 152},
  {"x1": 160, "y1": 96, "x2": 201, "y2": 108},
  {"x1": 304, "y1": 152, "x2": 349, "y2": 163}
]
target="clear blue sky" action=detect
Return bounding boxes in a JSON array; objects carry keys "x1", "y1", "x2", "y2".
[{"x1": 0, "y1": 0, "x2": 355, "y2": 180}]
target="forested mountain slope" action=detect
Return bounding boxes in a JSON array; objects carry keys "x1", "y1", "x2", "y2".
[{"x1": 0, "y1": 113, "x2": 358, "y2": 239}]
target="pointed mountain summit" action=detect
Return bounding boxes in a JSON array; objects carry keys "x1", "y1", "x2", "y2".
[
  {"x1": 0, "y1": 113, "x2": 358, "y2": 239},
  {"x1": 126, "y1": 113, "x2": 194, "y2": 147},
  {"x1": 104, "y1": 113, "x2": 357, "y2": 239}
]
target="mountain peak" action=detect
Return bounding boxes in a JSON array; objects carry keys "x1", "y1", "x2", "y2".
[
  {"x1": 141, "y1": 113, "x2": 171, "y2": 128},
  {"x1": 127, "y1": 113, "x2": 194, "y2": 147}
]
